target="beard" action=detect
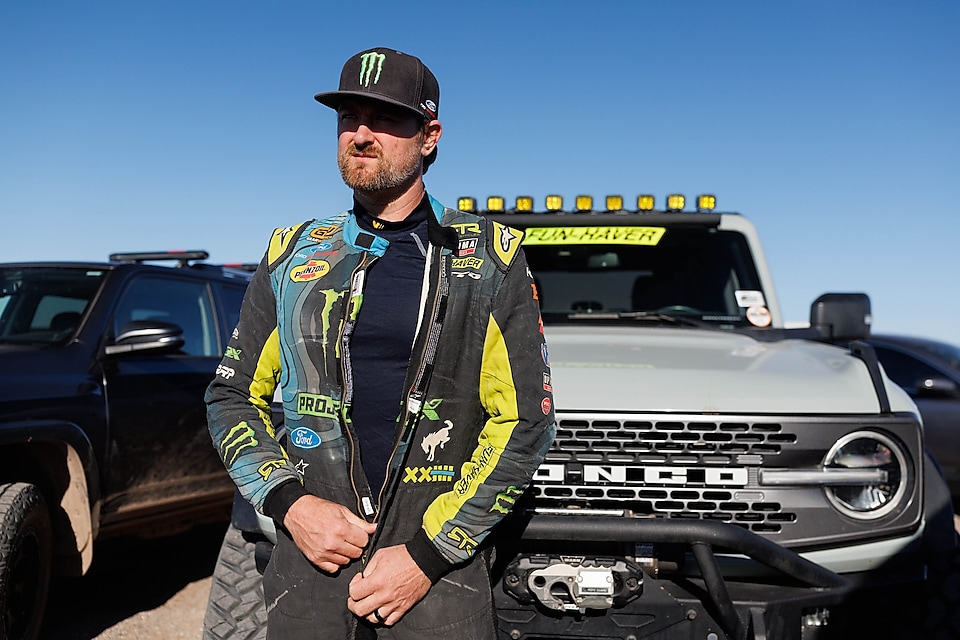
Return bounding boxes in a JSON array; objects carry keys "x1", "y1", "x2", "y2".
[{"x1": 338, "y1": 141, "x2": 423, "y2": 193}]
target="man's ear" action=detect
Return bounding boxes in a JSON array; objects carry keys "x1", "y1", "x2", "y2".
[{"x1": 422, "y1": 120, "x2": 442, "y2": 156}]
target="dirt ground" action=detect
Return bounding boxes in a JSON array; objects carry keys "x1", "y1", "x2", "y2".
[{"x1": 40, "y1": 522, "x2": 228, "y2": 640}]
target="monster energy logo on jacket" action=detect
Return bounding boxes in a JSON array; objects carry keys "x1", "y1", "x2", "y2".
[{"x1": 359, "y1": 52, "x2": 385, "y2": 87}]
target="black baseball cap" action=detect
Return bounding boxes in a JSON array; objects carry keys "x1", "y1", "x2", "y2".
[{"x1": 315, "y1": 48, "x2": 440, "y2": 120}]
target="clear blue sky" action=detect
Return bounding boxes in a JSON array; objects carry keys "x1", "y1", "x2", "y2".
[{"x1": 2, "y1": 1, "x2": 958, "y2": 343}]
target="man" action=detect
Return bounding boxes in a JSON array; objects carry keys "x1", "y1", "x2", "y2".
[{"x1": 206, "y1": 47, "x2": 556, "y2": 639}]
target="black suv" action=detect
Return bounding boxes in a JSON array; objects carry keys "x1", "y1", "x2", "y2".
[{"x1": 0, "y1": 250, "x2": 251, "y2": 640}]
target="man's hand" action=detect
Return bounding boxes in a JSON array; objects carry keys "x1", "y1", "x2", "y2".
[
  {"x1": 283, "y1": 495, "x2": 377, "y2": 573},
  {"x1": 347, "y1": 544, "x2": 431, "y2": 626}
]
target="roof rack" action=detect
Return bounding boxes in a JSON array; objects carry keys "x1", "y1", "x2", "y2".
[{"x1": 109, "y1": 250, "x2": 210, "y2": 268}]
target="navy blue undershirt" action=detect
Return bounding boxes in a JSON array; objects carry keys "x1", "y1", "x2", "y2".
[{"x1": 350, "y1": 196, "x2": 430, "y2": 497}]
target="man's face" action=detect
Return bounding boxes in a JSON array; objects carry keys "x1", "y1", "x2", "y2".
[{"x1": 336, "y1": 99, "x2": 426, "y2": 193}]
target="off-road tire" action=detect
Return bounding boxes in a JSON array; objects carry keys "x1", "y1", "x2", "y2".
[
  {"x1": 202, "y1": 523, "x2": 267, "y2": 640},
  {"x1": 0, "y1": 482, "x2": 52, "y2": 640}
]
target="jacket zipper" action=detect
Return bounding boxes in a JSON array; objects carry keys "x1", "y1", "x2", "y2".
[{"x1": 341, "y1": 255, "x2": 379, "y2": 522}]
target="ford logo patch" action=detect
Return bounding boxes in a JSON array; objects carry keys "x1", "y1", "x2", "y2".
[{"x1": 291, "y1": 427, "x2": 322, "y2": 449}]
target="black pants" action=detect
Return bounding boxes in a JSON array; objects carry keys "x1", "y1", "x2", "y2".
[{"x1": 263, "y1": 529, "x2": 498, "y2": 639}]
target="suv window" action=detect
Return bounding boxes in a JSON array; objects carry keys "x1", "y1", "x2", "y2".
[
  {"x1": 873, "y1": 345, "x2": 944, "y2": 394},
  {"x1": 113, "y1": 276, "x2": 218, "y2": 356},
  {"x1": 0, "y1": 267, "x2": 106, "y2": 343},
  {"x1": 219, "y1": 283, "x2": 246, "y2": 343}
]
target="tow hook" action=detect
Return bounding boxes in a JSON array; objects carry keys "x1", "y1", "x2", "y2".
[{"x1": 502, "y1": 555, "x2": 643, "y2": 613}]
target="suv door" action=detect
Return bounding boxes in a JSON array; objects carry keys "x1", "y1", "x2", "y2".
[{"x1": 99, "y1": 273, "x2": 234, "y2": 530}]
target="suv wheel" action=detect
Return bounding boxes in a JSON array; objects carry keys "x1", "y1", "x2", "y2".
[
  {"x1": 0, "y1": 482, "x2": 52, "y2": 640},
  {"x1": 203, "y1": 523, "x2": 267, "y2": 640}
]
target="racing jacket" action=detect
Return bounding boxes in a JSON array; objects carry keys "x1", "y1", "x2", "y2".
[{"x1": 206, "y1": 194, "x2": 556, "y2": 581}]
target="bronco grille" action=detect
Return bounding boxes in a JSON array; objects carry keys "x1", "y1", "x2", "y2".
[{"x1": 530, "y1": 412, "x2": 924, "y2": 548}]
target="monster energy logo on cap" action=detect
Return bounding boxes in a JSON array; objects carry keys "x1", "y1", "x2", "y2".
[
  {"x1": 359, "y1": 52, "x2": 385, "y2": 88},
  {"x1": 315, "y1": 47, "x2": 440, "y2": 120}
]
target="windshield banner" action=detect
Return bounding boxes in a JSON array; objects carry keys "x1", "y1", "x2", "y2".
[{"x1": 522, "y1": 226, "x2": 666, "y2": 246}]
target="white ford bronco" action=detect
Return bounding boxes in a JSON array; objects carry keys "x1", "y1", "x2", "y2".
[{"x1": 204, "y1": 194, "x2": 959, "y2": 640}]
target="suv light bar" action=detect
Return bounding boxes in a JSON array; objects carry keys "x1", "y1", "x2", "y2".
[{"x1": 455, "y1": 194, "x2": 719, "y2": 215}]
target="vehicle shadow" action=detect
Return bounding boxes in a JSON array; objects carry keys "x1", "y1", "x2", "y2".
[{"x1": 40, "y1": 521, "x2": 229, "y2": 640}]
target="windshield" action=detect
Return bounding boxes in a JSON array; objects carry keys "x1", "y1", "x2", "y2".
[
  {"x1": 0, "y1": 266, "x2": 107, "y2": 344},
  {"x1": 522, "y1": 225, "x2": 766, "y2": 326}
]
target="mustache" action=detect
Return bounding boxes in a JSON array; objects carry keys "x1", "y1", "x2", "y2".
[{"x1": 344, "y1": 146, "x2": 381, "y2": 160}]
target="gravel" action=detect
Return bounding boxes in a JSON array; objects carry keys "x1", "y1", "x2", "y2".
[{"x1": 40, "y1": 522, "x2": 228, "y2": 640}]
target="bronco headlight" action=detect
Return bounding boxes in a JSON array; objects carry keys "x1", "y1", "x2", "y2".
[{"x1": 823, "y1": 431, "x2": 908, "y2": 520}]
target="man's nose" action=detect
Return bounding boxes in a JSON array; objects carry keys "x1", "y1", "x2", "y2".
[{"x1": 353, "y1": 122, "x2": 375, "y2": 145}]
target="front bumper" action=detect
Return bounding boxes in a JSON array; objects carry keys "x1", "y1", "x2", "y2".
[{"x1": 495, "y1": 514, "x2": 854, "y2": 640}]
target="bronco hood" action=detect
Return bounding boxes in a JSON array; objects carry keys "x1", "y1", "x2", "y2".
[{"x1": 544, "y1": 325, "x2": 909, "y2": 415}]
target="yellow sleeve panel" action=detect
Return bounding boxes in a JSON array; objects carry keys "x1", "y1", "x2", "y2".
[
  {"x1": 423, "y1": 314, "x2": 520, "y2": 540},
  {"x1": 247, "y1": 327, "x2": 282, "y2": 440}
]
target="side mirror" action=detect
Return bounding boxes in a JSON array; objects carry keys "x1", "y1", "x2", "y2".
[
  {"x1": 104, "y1": 319, "x2": 185, "y2": 355},
  {"x1": 810, "y1": 292, "x2": 871, "y2": 342}
]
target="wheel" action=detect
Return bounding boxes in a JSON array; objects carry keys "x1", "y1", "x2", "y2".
[
  {"x1": 0, "y1": 482, "x2": 52, "y2": 640},
  {"x1": 202, "y1": 523, "x2": 268, "y2": 640}
]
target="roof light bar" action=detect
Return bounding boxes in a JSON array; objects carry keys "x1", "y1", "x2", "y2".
[
  {"x1": 109, "y1": 250, "x2": 210, "y2": 265},
  {"x1": 696, "y1": 194, "x2": 717, "y2": 212},
  {"x1": 666, "y1": 194, "x2": 686, "y2": 212},
  {"x1": 456, "y1": 192, "x2": 718, "y2": 214},
  {"x1": 486, "y1": 196, "x2": 505, "y2": 212},
  {"x1": 637, "y1": 195, "x2": 655, "y2": 211}
]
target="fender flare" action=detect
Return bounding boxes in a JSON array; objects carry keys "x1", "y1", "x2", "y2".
[{"x1": 0, "y1": 420, "x2": 100, "y2": 574}]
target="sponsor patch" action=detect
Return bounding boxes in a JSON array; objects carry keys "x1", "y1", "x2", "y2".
[
  {"x1": 220, "y1": 423, "x2": 257, "y2": 466},
  {"x1": 452, "y1": 256, "x2": 483, "y2": 270},
  {"x1": 290, "y1": 427, "x2": 322, "y2": 449},
  {"x1": 296, "y1": 392, "x2": 340, "y2": 418},
  {"x1": 258, "y1": 459, "x2": 286, "y2": 481},
  {"x1": 543, "y1": 372, "x2": 553, "y2": 393},
  {"x1": 457, "y1": 237, "x2": 478, "y2": 257},
  {"x1": 447, "y1": 526, "x2": 478, "y2": 554},
  {"x1": 268, "y1": 223, "x2": 307, "y2": 265},
  {"x1": 490, "y1": 486, "x2": 523, "y2": 514},
  {"x1": 421, "y1": 420, "x2": 453, "y2": 462},
  {"x1": 216, "y1": 364, "x2": 235, "y2": 379},
  {"x1": 225, "y1": 346, "x2": 241, "y2": 361},
  {"x1": 455, "y1": 445, "x2": 496, "y2": 495},
  {"x1": 309, "y1": 225, "x2": 339, "y2": 241},
  {"x1": 451, "y1": 222, "x2": 481, "y2": 235},
  {"x1": 290, "y1": 260, "x2": 330, "y2": 282},
  {"x1": 490, "y1": 221, "x2": 524, "y2": 268},
  {"x1": 541, "y1": 397, "x2": 552, "y2": 415},
  {"x1": 403, "y1": 465, "x2": 456, "y2": 483}
]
